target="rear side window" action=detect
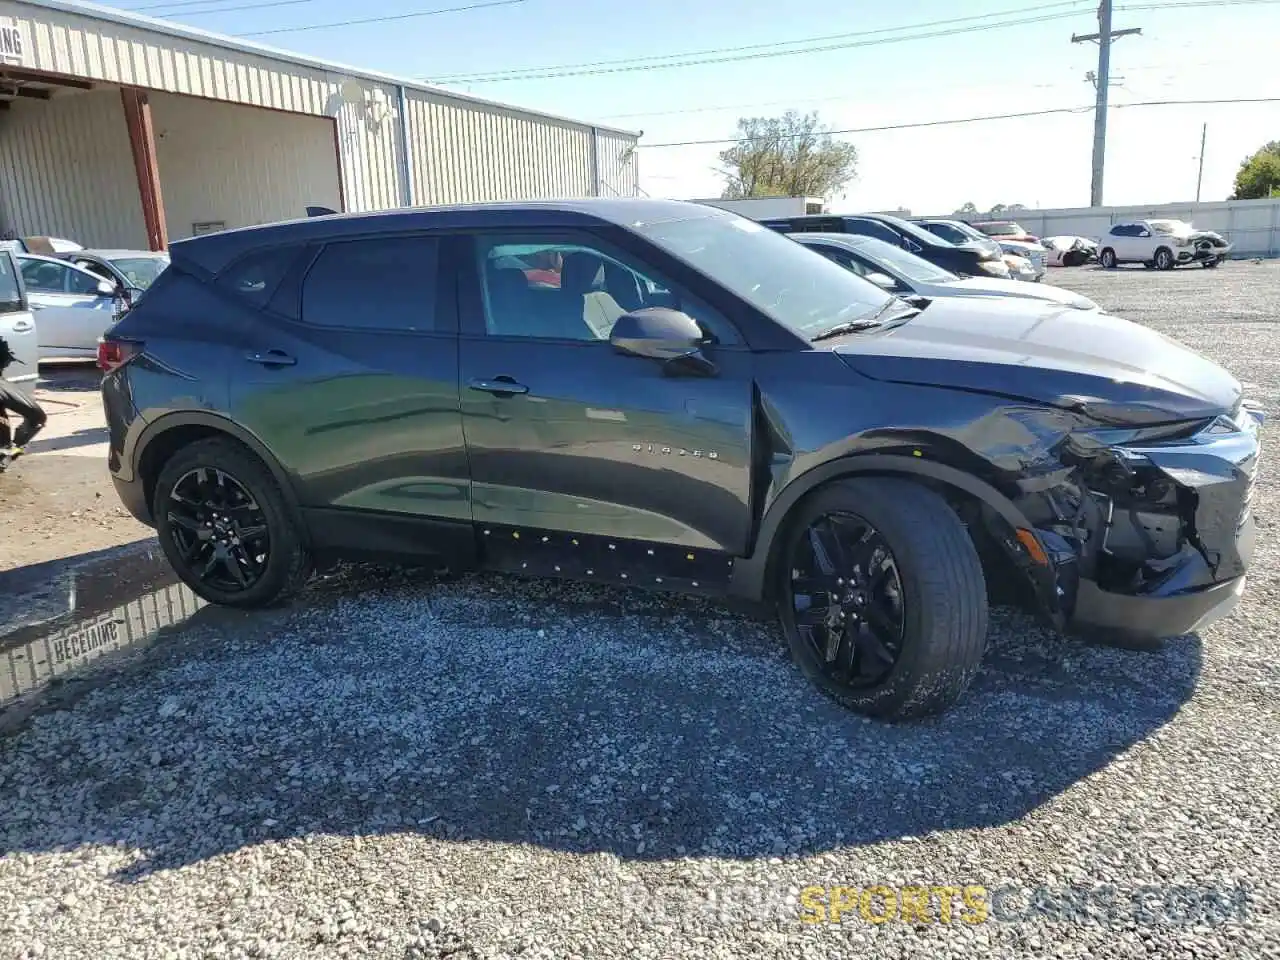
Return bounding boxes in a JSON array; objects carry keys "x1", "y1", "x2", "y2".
[
  {"x1": 218, "y1": 246, "x2": 304, "y2": 308},
  {"x1": 301, "y1": 236, "x2": 439, "y2": 332}
]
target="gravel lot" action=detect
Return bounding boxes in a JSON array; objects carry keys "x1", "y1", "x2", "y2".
[{"x1": 2, "y1": 262, "x2": 1280, "y2": 959}]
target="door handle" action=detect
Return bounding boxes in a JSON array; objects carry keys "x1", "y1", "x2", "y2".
[
  {"x1": 11, "y1": 320, "x2": 33, "y2": 332},
  {"x1": 245, "y1": 349, "x2": 297, "y2": 367},
  {"x1": 469, "y1": 376, "x2": 528, "y2": 396}
]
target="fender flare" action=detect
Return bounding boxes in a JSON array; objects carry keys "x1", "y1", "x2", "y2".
[
  {"x1": 131, "y1": 410, "x2": 308, "y2": 535},
  {"x1": 728, "y1": 454, "x2": 1035, "y2": 602}
]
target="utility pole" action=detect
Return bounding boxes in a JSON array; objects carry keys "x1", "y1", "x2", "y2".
[
  {"x1": 1072, "y1": 0, "x2": 1141, "y2": 207},
  {"x1": 1195, "y1": 122, "x2": 1207, "y2": 202}
]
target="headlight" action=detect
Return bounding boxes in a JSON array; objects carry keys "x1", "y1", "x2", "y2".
[
  {"x1": 979, "y1": 259, "x2": 1010, "y2": 277},
  {"x1": 1174, "y1": 236, "x2": 1192, "y2": 247}
]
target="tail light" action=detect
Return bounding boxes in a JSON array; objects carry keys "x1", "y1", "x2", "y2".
[{"x1": 97, "y1": 338, "x2": 142, "y2": 373}]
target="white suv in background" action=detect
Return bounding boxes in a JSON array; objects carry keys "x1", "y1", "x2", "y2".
[{"x1": 1098, "y1": 219, "x2": 1231, "y2": 270}]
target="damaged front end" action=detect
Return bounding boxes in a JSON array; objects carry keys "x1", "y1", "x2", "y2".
[{"x1": 987, "y1": 402, "x2": 1263, "y2": 641}]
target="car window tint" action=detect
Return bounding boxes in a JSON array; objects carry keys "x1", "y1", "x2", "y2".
[
  {"x1": 65, "y1": 266, "x2": 101, "y2": 295},
  {"x1": 219, "y1": 246, "x2": 304, "y2": 308},
  {"x1": 846, "y1": 220, "x2": 900, "y2": 245},
  {"x1": 476, "y1": 237, "x2": 738, "y2": 344},
  {"x1": 302, "y1": 237, "x2": 438, "y2": 331},
  {"x1": 19, "y1": 259, "x2": 67, "y2": 293}
]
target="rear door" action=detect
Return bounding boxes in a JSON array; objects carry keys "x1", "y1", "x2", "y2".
[
  {"x1": 226, "y1": 235, "x2": 470, "y2": 538},
  {"x1": 454, "y1": 228, "x2": 756, "y2": 557},
  {"x1": 17, "y1": 256, "x2": 115, "y2": 355},
  {"x1": 0, "y1": 251, "x2": 37, "y2": 382}
]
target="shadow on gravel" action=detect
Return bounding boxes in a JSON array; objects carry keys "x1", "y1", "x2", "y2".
[{"x1": 0, "y1": 554, "x2": 1202, "y2": 877}]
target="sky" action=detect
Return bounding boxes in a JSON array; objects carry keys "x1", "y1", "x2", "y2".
[{"x1": 101, "y1": 0, "x2": 1280, "y2": 214}]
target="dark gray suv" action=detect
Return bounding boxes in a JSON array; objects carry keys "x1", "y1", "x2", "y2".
[{"x1": 100, "y1": 199, "x2": 1260, "y2": 719}]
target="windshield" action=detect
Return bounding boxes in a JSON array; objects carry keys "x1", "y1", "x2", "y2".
[
  {"x1": 844, "y1": 236, "x2": 959, "y2": 284},
  {"x1": 635, "y1": 213, "x2": 894, "y2": 337},
  {"x1": 109, "y1": 256, "x2": 170, "y2": 290},
  {"x1": 1147, "y1": 220, "x2": 1191, "y2": 236},
  {"x1": 0, "y1": 252, "x2": 23, "y2": 312},
  {"x1": 933, "y1": 221, "x2": 988, "y2": 245}
]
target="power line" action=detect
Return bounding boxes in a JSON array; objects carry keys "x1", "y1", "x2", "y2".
[
  {"x1": 598, "y1": 81, "x2": 1076, "y2": 122},
  {"x1": 127, "y1": 0, "x2": 323, "y2": 16},
  {"x1": 427, "y1": 0, "x2": 1280, "y2": 85},
  {"x1": 639, "y1": 96, "x2": 1280, "y2": 149},
  {"x1": 426, "y1": 2, "x2": 1093, "y2": 84},
  {"x1": 232, "y1": 0, "x2": 525, "y2": 37}
]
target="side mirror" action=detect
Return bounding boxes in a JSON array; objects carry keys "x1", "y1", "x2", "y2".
[
  {"x1": 96, "y1": 279, "x2": 116, "y2": 297},
  {"x1": 865, "y1": 272, "x2": 897, "y2": 291},
  {"x1": 610, "y1": 307, "x2": 716, "y2": 376}
]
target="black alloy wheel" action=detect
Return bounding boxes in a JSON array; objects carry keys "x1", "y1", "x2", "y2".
[
  {"x1": 788, "y1": 512, "x2": 905, "y2": 689},
  {"x1": 776, "y1": 477, "x2": 988, "y2": 719},
  {"x1": 153, "y1": 436, "x2": 313, "y2": 608},
  {"x1": 166, "y1": 466, "x2": 270, "y2": 593}
]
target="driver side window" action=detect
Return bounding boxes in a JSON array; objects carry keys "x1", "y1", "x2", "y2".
[{"x1": 475, "y1": 235, "x2": 740, "y2": 345}]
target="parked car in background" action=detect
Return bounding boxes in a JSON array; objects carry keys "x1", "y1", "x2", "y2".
[
  {"x1": 1002, "y1": 252, "x2": 1039, "y2": 282},
  {"x1": 762, "y1": 213, "x2": 1011, "y2": 278},
  {"x1": 0, "y1": 248, "x2": 38, "y2": 383},
  {"x1": 60, "y1": 249, "x2": 170, "y2": 304},
  {"x1": 997, "y1": 239, "x2": 1047, "y2": 280},
  {"x1": 16, "y1": 253, "x2": 122, "y2": 359},
  {"x1": 1042, "y1": 235, "x2": 1097, "y2": 267},
  {"x1": 970, "y1": 220, "x2": 1039, "y2": 243},
  {"x1": 913, "y1": 218, "x2": 1003, "y2": 259},
  {"x1": 1098, "y1": 219, "x2": 1233, "y2": 270},
  {"x1": 792, "y1": 232, "x2": 1099, "y2": 310}
]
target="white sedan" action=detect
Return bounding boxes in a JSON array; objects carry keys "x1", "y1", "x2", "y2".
[
  {"x1": 16, "y1": 253, "x2": 123, "y2": 360},
  {"x1": 792, "y1": 232, "x2": 1100, "y2": 311}
]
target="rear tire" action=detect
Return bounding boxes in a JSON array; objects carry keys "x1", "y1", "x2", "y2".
[
  {"x1": 776, "y1": 477, "x2": 988, "y2": 720},
  {"x1": 1154, "y1": 247, "x2": 1175, "y2": 271},
  {"x1": 153, "y1": 437, "x2": 312, "y2": 608},
  {"x1": 1099, "y1": 248, "x2": 1117, "y2": 269}
]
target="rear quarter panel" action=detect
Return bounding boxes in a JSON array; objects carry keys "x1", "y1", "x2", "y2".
[{"x1": 106, "y1": 271, "x2": 238, "y2": 482}]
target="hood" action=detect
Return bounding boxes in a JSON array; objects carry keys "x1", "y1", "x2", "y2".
[
  {"x1": 944, "y1": 276, "x2": 1097, "y2": 310},
  {"x1": 830, "y1": 297, "x2": 1241, "y2": 424},
  {"x1": 999, "y1": 239, "x2": 1046, "y2": 254}
]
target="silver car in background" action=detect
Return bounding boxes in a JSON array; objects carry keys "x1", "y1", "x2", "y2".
[
  {"x1": 0, "y1": 249, "x2": 38, "y2": 383},
  {"x1": 793, "y1": 232, "x2": 1099, "y2": 311},
  {"x1": 16, "y1": 253, "x2": 122, "y2": 360}
]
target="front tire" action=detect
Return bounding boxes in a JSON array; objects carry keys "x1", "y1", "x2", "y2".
[
  {"x1": 1154, "y1": 247, "x2": 1175, "y2": 270},
  {"x1": 776, "y1": 477, "x2": 988, "y2": 720},
  {"x1": 1099, "y1": 248, "x2": 1117, "y2": 269},
  {"x1": 153, "y1": 437, "x2": 313, "y2": 608}
]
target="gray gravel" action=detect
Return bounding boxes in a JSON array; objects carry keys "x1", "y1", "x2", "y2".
[{"x1": 4, "y1": 261, "x2": 1280, "y2": 959}]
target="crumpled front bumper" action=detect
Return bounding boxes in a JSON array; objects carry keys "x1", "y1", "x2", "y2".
[{"x1": 1024, "y1": 404, "x2": 1262, "y2": 642}]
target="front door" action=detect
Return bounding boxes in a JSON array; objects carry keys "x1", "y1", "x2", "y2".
[
  {"x1": 18, "y1": 257, "x2": 116, "y2": 357},
  {"x1": 453, "y1": 230, "x2": 756, "y2": 557}
]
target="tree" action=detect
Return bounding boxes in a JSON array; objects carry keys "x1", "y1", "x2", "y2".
[
  {"x1": 1231, "y1": 141, "x2": 1280, "y2": 199},
  {"x1": 718, "y1": 111, "x2": 857, "y2": 200},
  {"x1": 956, "y1": 202, "x2": 979, "y2": 215}
]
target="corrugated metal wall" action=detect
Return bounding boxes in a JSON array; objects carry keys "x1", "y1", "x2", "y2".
[
  {"x1": 0, "y1": 88, "x2": 146, "y2": 246},
  {"x1": 2, "y1": 0, "x2": 641, "y2": 215},
  {"x1": 403, "y1": 90, "x2": 593, "y2": 205},
  {"x1": 151, "y1": 92, "x2": 342, "y2": 241},
  {"x1": 595, "y1": 129, "x2": 639, "y2": 199}
]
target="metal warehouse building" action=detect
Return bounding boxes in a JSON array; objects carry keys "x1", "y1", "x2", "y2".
[{"x1": 0, "y1": 0, "x2": 640, "y2": 250}]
